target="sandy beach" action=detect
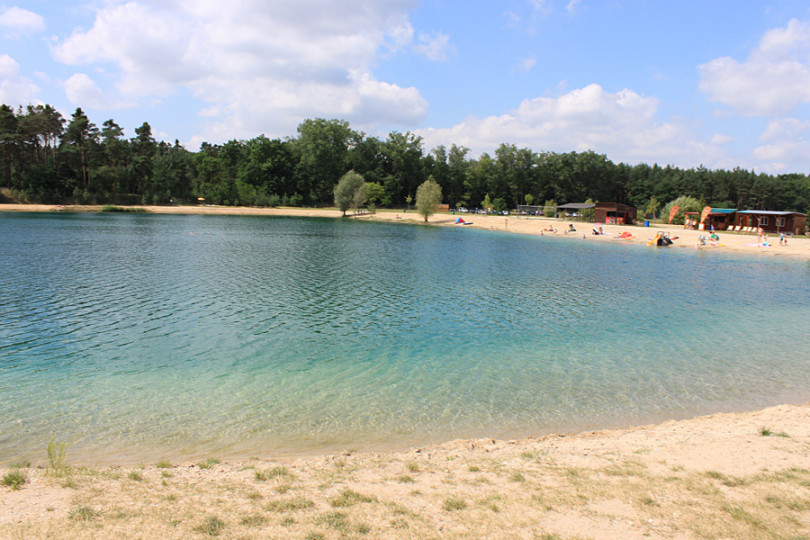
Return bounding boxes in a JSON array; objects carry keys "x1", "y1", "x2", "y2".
[
  {"x1": 2, "y1": 403, "x2": 809, "y2": 539},
  {"x1": 2, "y1": 202, "x2": 809, "y2": 260},
  {"x1": 2, "y1": 203, "x2": 809, "y2": 538}
]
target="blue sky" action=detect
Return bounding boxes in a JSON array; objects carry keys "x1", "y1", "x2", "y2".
[{"x1": 2, "y1": 1, "x2": 810, "y2": 174}]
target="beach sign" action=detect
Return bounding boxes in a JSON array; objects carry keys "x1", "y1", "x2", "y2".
[
  {"x1": 700, "y1": 206, "x2": 711, "y2": 224},
  {"x1": 668, "y1": 205, "x2": 679, "y2": 223}
]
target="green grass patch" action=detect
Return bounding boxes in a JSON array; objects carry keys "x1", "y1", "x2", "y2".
[
  {"x1": 155, "y1": 459, "x2": 172, "y2": 469},
  {"x1": 317, "y1": 511, "x2": 349, "y2": 530},
  {"x1": 194, "y1": 516, "x2": 226, "y2": 537},
  {"x1": 127, "y1": 471, "x2": 143, "y2": 481},
  {"x1": 239, "y1": 514, "x2": 268, "y2": 527},
  {"x1": 397, "y1": 475, "x2": 414, "y2": 483},
  {"x1": 2, "y1": 469, "x2": 27, "y2": 490},
  {"x1": 467, "y1": 465, "x2": 480, "y2": 472},
  {"x1": 442, "y1": 497, "x2": 467, "y2": 511},
  {"x1": 509, "y1": 471, "x2": 526, "y2": 482},
  {"x1": 760, "y1": 426, "x2": 790, "y2": 438},
  {"x1": 407, "y1": 462, "x2": 420, "y2": 472},
  {"x1": 69, "y1": 506, "x2": 100, "y2": 521},
  {"x1": 255, "y1": 466, "x2": 294, "y2": 481},
  {"x1": 390, "y1": 518, "x2": 409, "y2": 529},
  {"x1": 722, "y1": 504, "x2": 767, "y2": 531},
  {"x1": 265, "y1": 497, "x2": 315, "y2": 512},
  {"x1": 197, "y1": 457, "x2": 220, "y2": 470},
  {"x1": 329, "y1": 488, "x2": 377, "y2": 507}
]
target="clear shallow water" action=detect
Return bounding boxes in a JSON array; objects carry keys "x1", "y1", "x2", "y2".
[{"x1": 1, "y1": 212, "x2": 809, "y2": 464}]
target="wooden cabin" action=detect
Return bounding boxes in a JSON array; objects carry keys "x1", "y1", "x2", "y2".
[
  {"x1": 734, "y1": 210, "x2": 807, "y2": 235},
  {"x1": 594, "y1": 202, "x2": 637, "y2": 225}
]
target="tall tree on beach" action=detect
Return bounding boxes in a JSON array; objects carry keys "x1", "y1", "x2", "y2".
[
  {"x1": 415, "y1": 176, "x2": 442, "y2": 222},
  {"x1": 334, "y1": 170, "x2": 365, "y2": 216}
]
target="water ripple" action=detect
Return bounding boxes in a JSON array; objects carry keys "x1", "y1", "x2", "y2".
[{"x1": 1, "y1": 213, "x2": 810, "y2": 462}]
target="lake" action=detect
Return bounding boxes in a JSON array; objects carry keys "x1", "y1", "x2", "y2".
[{"x1": 1, "y1": 212, "x2": 809, "y2": 464}]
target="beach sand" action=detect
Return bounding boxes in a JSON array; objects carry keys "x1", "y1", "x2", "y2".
[
  {"x1": 2, "y1": 203, "x2": 809, "y2": 538},
  {"x1": 2, "y1": 403, "x2": 809, "y2": 539},
  {"x1": 3, "y1": 202, "x2": 808, "y2": 260}
]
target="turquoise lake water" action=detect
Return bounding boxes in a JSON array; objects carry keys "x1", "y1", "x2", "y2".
[{"x1": 1, "y1": 212, "x2": 809, "y2": 464}]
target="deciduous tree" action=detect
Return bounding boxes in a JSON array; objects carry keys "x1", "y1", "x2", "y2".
[
  {"x1": 416, "y1": 176, "x2": 442, "y2": 222},
  {"x1": 334, "y1": 170, "x2": 365, "y2": 216}
]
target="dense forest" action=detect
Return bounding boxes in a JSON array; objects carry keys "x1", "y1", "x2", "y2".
[{"x1": 1, "y1": 104, "x2": 809, "y2": 218}]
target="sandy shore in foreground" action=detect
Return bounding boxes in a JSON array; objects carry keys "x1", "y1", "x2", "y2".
[
  {"x1": 3, "y1": 202, "x2": 808, "y2": 260},
  {"x1": 2, "y1": 403, "x2": 809, "y2": 539}
]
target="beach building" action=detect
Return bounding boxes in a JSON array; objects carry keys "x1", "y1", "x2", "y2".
[
  {"x1": 594, "y1": 202, "x2": 637, "y2": 225},
  {"x1": 703, "y1": 208, "x2": 737, "y2": 231},
  {"x1": 555, "y1": 202, "x2": 637, "y2": 224},
  {"x1": 734, "y1": 210, "x2": 807, "y2": 235},
  {"x1": 556, "y1": 202, "x2": 595, "y2": 219}
]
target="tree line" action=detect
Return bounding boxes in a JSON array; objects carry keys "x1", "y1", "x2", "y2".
[{"x1": 1, "y1": 104, "x2": 808, "y2": 218}]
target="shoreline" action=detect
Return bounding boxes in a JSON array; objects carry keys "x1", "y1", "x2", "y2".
[
  {"x1": 3, "y1": 202, "x2": 808, "y2": 260},
  {"x1": 3, "y1": 402, "x2": 809, "y2": 538}
]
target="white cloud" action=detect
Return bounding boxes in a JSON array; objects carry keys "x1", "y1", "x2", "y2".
[
  {"x1": 520, "y1": 57, "x2": 537, "y2": 71},
  {"x1": 758, "y1": 117, "x2": 810, "y2": 142},
  {"x1": 64, "y1": 73, "x2": 131, "y2": 109},
  {"x1": 711, "y1": 134, "x2": 732, "y2": 145},
  {"x1": 566, "y1": 0, "x2": 581, "y2": 14},
  {"x1": 699, "y1": 19, "x2": 810, "y2": 116},
  {"x1": 50, "y1": 0, "x2": 429, "y2": 143},
  {"x1": 417, "y1": 83, "x2": 721, "y2": 167},
  {"x1": 413, "y1": 31, "x2": 455, "y2": 61},
  {"x1": 0, "y1": 6, "x2": 45, "y2": 37},
  {"x1": 751, "y1": 117, "x2": 810, "y2": 172},
  {"x1": 0, "y1": 54, "x2": 40, "y2": 104}
]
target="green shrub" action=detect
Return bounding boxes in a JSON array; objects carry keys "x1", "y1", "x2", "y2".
[
  {"x1": 2, "y1": 469, "x2": 27, "y2": 490},
  {"x1": 47, "y1": 438, "x2": 69, "y2": 476}
]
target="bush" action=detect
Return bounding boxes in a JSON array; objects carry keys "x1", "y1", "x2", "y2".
[
  {"x1": 661, "y1": 196, "x2": 702, "y2": 225},
  {"x1": 2, "y1": 469, "x2": 27, "y2": 490}
]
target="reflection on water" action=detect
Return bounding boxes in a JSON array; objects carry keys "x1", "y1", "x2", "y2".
[{"x1": 1, "y1": 212, "x2": 809, "y2": 463}]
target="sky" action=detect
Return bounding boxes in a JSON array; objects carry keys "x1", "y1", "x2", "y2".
[{"x1": 2, "y1": 0, "x2": 810, "y2": 174}]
